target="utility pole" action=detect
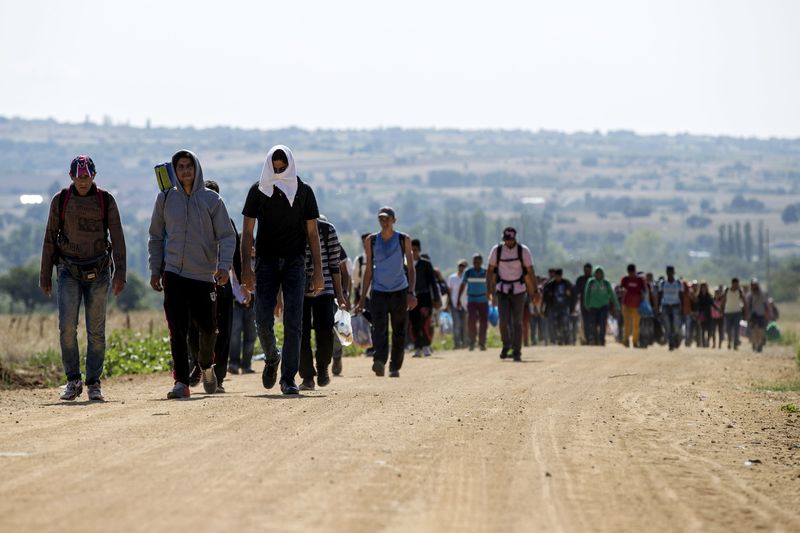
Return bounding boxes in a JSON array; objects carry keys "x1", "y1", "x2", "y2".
[{"x1": 765, "y1": 227, "x2": 770, "y2": 290}]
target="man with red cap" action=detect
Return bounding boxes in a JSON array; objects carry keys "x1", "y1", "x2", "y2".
[{"x1": 40, "y1": 155, "x2": 127, "y2": 401}]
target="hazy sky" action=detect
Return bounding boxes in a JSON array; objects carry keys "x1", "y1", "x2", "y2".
[{"x1": 1, "y1": 0, "x2": 798, "y2": 137}]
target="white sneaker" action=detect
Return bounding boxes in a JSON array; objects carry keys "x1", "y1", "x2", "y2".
[
  {"x1": 422, "y1": 346, "x2": 432, "y2": 357},
  {"x1": 412, "y1": 349, "x2": 423, "y2": 358},
  {"x1": 201, "y1": 366, "x2": 217, "y2": 394}
]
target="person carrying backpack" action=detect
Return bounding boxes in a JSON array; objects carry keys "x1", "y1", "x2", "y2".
[
  {"x1": 486, "y1": 227, "x2": 538, "y2": 361},
  {"x1": 355, "y1": 206, "x2": 417, "y2": 378},
  {"x1": 149, "y1": 150, "x2": 236, "y2": 399},
  {"x1": 39, "y1": 155, "x2": 127, "y2": 401}
]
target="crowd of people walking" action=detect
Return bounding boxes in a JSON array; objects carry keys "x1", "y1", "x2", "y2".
[{"x1": 39, "y1": 148, "x2": 781, "y2": 401}]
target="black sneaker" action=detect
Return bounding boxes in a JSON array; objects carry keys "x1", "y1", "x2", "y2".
[
  {"x1": 512, "y1": 353, "x2": 522, "y2": 362},
  {"x1": 215, "y1": 383, "x2": 226, "y2": 393},
  {"x1": 332, "y1": 357, "x2": 343, "y2": 376},
  {"x1": 189, "y1": 364, "x2": 202, "y2": 387},
  {"x1": 280, "y1": 379, "x2": 300, "y2": 395},
  {"x1": 262, "y1": 359, "x2": 279, "y2": 389},
  {"x1": 372, "y1": 359, "x2": 385, "y2": 377},
  {"x1": 317, "y1": 369, "x2": 331, "y2": 387},
  {"x1": 499, "y1": 348, "x2": 509, "y2": 360},
  {"x1": 299, "y1": 378, "x2": 315, "y2": 391},
  {"x1": 479, "y1": 344, "x2": 487, "y2": 351},
  {"x1": 389, "y1": 370, "x2": 400, "y2": 378},
  {"x1": 468, "y1": 344, "x2": 475, "y2": 351}
]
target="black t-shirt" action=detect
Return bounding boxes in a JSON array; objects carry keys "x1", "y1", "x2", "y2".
[{"x1": 242, "y1": 178, "x2": 319, "y2": 259}]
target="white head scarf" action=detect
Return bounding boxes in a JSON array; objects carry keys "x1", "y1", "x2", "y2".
[{"x1": 258, "y1": 145, "x2": 298, "y2": 206}]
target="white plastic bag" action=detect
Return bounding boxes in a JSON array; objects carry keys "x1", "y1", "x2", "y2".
[
  {"x1": 333, "y1": 308, "x2": 354, "y2": 346},
  {"x1": 352, "y1": 313, "x2": 372, "y2": 348},
  {"x1": 439, "y1": 311, "x2": 454, "y2": 335}
]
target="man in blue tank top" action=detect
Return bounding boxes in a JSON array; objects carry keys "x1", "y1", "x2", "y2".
[{"x1": 355, "y1": 206, "x2": 417, "y2": 378}]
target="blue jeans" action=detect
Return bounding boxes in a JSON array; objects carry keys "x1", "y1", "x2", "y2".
[
  {"x1": 230, "y1": 303, "x2": 257, "y2": 370},
  {"x1": 661, "y1": 304, "x2": 682, "y2": 348},
  {"x1": 255, "y1": 254, "x2": 306, "y2": 382},
  {"x1": 57, "y1": 265, "x2": 110, "y2": 384},
  {"x1": 725, "y1": 312, "x2": 742, "y2": 347}
]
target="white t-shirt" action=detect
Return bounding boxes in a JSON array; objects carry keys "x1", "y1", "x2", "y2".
[
  {"x1": 448, "y1": 272, "x2": 468, "y2": 308},
  {"x1": 488, "y1": 243, "x2": 534, "y2": 295}
]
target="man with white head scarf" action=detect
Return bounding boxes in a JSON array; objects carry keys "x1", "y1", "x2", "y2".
[{"x1": 240, "y1": 146, "x2": 323, "y2": 395}]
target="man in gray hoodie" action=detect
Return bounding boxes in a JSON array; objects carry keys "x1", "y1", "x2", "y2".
[{"x1": 148, "y1": 150, "x2": 236, "y2": 399}]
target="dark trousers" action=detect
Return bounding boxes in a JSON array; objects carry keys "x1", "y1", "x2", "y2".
[
  {"x1": 299, "y1": 294, "x2": 336, "y2": 380},
  {"x1": 254, "y1": 254, "x2": 306, "y2": 383},
  {"x1": 586, "y1": 306, "x2": 609, "y2": 345},
  {"x1": 372, "y1": 290, "x2": 408, "y2": 372},
  {"x1": 163, "y1": 272, "x2": 217, "y2": 386},
  {"x1": 188, "y1": 283, "x2": 233, "y2": 384},
  {"x1": 467, "y1": 302, "x2": 488, "y2": 347},
  {"x1": 409, "y1": 292, "x2": 433, "y2": 349},
  {"x1": 497, "y1": 291, "x2": 526, "y2": 355},
  {"x1": 661, "y1": 304, "x2": 682, "y2": 349},
  {"x1": 580, "y1": 308, "x2": 591, "y2": 344},
  {"x1": 230, "y1": 302, "x2": 257, "y2": 370}
]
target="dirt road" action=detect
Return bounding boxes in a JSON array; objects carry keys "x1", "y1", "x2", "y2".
[{"x1": 1, "y1": 345, "x2": 798, "y2": 533}]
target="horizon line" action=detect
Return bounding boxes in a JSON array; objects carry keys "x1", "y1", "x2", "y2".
[{"x1": 2, "y1": 114, "x2": 799, "y2": 143}]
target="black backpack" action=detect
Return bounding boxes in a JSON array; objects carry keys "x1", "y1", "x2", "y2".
[{"x1": 494, "y1": 243, "x2": 527, "y2": 284}]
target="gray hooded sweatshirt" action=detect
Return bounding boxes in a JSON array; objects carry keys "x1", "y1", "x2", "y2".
[{"x1": 148, "y1": 150, "x2": 235, "y2": 283}]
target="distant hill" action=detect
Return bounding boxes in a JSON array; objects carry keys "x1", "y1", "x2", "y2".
[{"x1": 1, "y1": 116, "x2": 798, "y2": 283}]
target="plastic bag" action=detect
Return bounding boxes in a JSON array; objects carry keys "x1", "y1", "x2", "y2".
[
  {"x1": 488, "y1": 305, "x2": 499, "y2": 327},
  {"x1": 333, "y1": 309, "x2": 354, "y2": 346},
  {"x1": 439, "y1": 311, "x2": 453, "y2": 335},
  {"x1": 351, "y1": 313, "x2": 372, "y2": 348}
]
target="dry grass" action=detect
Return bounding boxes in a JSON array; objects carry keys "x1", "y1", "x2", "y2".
[{"x1": 0, "y1": 309, "x2": 164, "y2": 365}]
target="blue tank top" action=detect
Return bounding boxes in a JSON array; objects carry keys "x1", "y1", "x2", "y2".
[{"x1": 372, "y1": 232, "x2": 408, "y2": 293}]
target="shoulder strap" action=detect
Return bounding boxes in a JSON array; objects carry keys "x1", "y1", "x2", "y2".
[
  {"x1": 97, "y1": 188, "x2": 110, "y2": 240},
  {"x1": 57, "y1": 188, "x2": 70, "y2": 237}
]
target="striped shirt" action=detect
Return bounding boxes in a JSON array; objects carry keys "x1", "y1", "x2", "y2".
[{"x1": 304, "y1": 219, "x2": 341, "y2": 297}]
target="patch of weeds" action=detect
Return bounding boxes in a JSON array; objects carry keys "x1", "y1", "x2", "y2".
[
  {"x1": 754, "y1": 381, "x2": 800, "y2": 393},
  {"x1": 781, "y1": 403, "x2": 798, "y2": 413},
  {"x1": 103, "y1": 329, "x2": 173, "y2": 377}
]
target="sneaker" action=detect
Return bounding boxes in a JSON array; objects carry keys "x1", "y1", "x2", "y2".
[
  {"x1": 372, "y1": 359, "x2": 385, "y2": 377},
  {"x1": 201, "y1": 366, "x2": 218, "y2": 394},
  {"x1": 215, "y1": 383, "x2": 226, "y2": 393},
  {"x1": 512, "y1": 353, "x2": 522, "y2": 362},
  {"x1": 280, "y1": 379, "x2": 300, "y2": 395},
  {"x1": 227, "y1": 365, "x2": 240, "y2": 375},
  {"x1": 317, "y1": 369, "x2": 331, "y2": 387},
  {"x1": 422, "y1": 346, "x2": 432, "y2": 357},
  {"x1": 189, "y1": 364, "x2": 202, "y2": 387},
  {"x1": 389, "y1": 370, "x2": 400, "y2": 378},
  {"x1": 468, "y1": 344, "x2": 475, "y2": 351},
  {"x1": 299, "y1": 378, "x2": 315, "y2": 391},
  {"x1": 60, "y1": 379, "x2": 83, "y2": 401},
  {"x1": 412, "y1": 349, "x2": 423, "y2": 358},
  {"x1": 167, "y1": 382, "x2": 190, "y2": 399},
  {"x1": 262, "y1": 358, "x2": 279, "y2": 389},
  {"x1": 479, "y1": 344, "x2": 487, "y2": 351},
  {"x1": 241, "y1": 367, "x2": 255, "y2": 374},
  {"x1": 332, "y1": 357, "x2": 343, "y2": 376},
  {"x1": 87, "y1": 383, "x2": 104, "y2": 401},
  {"x1": 499, "y1": 348, "x2": 509, "y2": 360}
]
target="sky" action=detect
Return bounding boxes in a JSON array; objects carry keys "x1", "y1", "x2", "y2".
[{"x1": 1, "y1": 0, "x2": 798, "y2": 138}]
